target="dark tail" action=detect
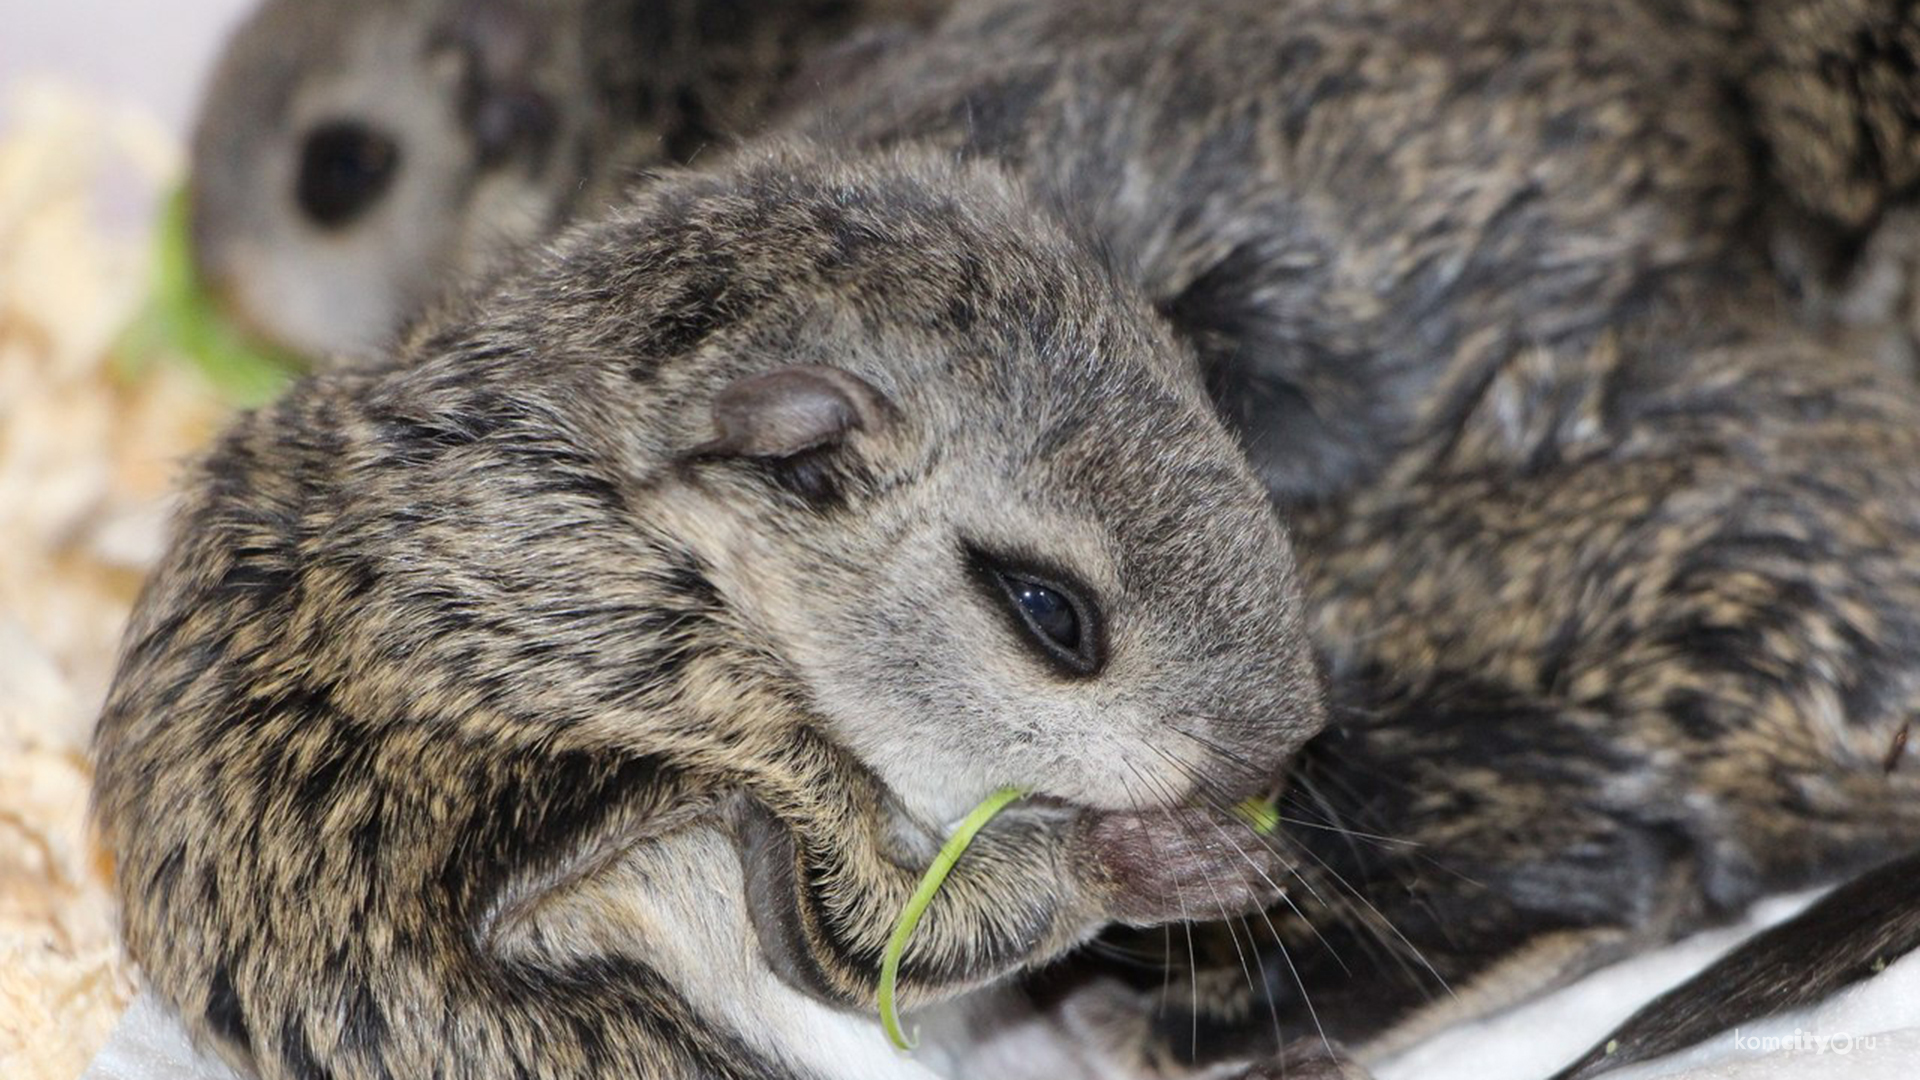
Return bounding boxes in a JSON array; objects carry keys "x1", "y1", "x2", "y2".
[{"x1": 1548, "y1": 848, "x2": 1920, "y2": 1080}]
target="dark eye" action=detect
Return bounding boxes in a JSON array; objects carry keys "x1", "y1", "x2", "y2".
[
  {"x1": 1011, "y1": 579, "x2": 1078, "y2": 649},
  {"x1": 296, "y1": 121, "x2": 401, "y2": 229},
  {"x1": 969, "y1": 550, "x2": 1104, "y2": 677}
]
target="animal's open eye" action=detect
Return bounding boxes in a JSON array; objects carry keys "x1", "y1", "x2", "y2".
[
  {"x1": 968, "y1": 549, "x2": 1104, "y2": 677},
  {"x1": 1011, "y1": 579, "x2": 1077, "y2": 649},
  {"x1": 296, "y1": 121, "x2": 400, "y2": 229}
]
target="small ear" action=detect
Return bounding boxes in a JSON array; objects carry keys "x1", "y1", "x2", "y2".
[{"x1": 698, "y1": 366, "x2": 895, "y2": 459}]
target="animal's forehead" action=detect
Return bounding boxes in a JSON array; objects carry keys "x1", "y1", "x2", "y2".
[
  {"x1": 974, "y1": 356, "x2": 1269, "y2": 545},
  {"x1": 225, "y1": 0, "x2": 423, "y2": 102},
  {"x1": 919, "y1": 280, "x2": 1194, "y2": 415}
]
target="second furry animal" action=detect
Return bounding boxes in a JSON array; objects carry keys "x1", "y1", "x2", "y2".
[{"x1": 189, "y1": 0, "x2": 943, "y2": 361}]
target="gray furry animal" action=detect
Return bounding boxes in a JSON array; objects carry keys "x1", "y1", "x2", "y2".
[
  {"x1": 188, "y1": 0, "x2": 941, "y2": 361},
  {"x1": 91, "y1": 147, "x2": 1332, "y2": 1080},
  {"x1": 761, "y1": 0, "x2": 1920, "y2": 1063},
  {"x1": 184, "y1": 0, "x2": 1920, "y2": 377}
]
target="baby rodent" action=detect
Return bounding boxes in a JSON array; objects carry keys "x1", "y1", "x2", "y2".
[
  {"x1": 91, "y1": 147, "x2": 1331, "y2": 1080},
  {"x1": 188, "y1": 0, "x2": 942, "y2": 362},
  {"x1": 760, "y1": 0, "x2": 1920, "y2": 1063}
]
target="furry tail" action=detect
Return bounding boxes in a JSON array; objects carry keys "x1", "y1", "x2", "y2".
[{"x1": 1548, "y1": 847, "x2": 1920, "y2": 1080}]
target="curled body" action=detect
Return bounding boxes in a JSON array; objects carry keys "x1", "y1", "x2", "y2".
[{"x1": 93, "y1": 150, "x2": 1329, "y2": 1079}]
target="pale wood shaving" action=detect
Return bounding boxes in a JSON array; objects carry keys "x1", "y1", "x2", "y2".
[{"x1": 1, "y1": 83, "x2": 229, "y2": 1080}]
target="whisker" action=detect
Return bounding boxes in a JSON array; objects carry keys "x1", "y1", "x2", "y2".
[
  {"x1": 1241, "y1": 914, "x2": 1287, "y2": 1053},
  {"x1": 1288, "y1": 831, "x2": 1453, "y2": 999},
  {"x1": 1116, "y1": 762, "x2": 1184, "y2": 1031},
  {"x1": 1144, "y1": 768, "x2": 1262, "y2": 1005},
  {"x1": 1195, "y1": 791, "x2": 1356, "y2": 984},
  {"x1": 1126, "y1": 760, "x2": 1204, "y2": 1057},
  {"x1": 1196, "y1": 809, "x2": 1302, "y2": 1054},
  {"x1": 1143, "y1": 747, "x2": 1352, "y2": 1058},
  {"x1": 1084, "y1": 939, "x2": 1188, "y2": 970},
  {"x1": 1167, "y1": 725, "x2": 1417, "y2": 847},
  {"x1": 1151, "y1": 742, "x2": 1445, "y2": 994},
  {"x1": 1185, "y1": 920, "x2": 1199, "y2": 1056},
  {"x1": 1280, "y1": 760, "x2": 1474, "y2": 998},
  {"x1": 1183, "y1": 803, "x2": 1333, "y2": 1060},
  {"x1": 1145, "y1": 744, "x2": 1342, "y2": 918}
]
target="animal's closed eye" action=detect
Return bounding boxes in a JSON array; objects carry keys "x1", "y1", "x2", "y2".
[{"x1": 967, "y1": 547, "x2": 1104, "y2": 677}]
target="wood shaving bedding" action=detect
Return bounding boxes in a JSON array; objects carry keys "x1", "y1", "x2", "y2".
[{"x1": 0, "y1": 83, "x2": 228, "y2": 1080}]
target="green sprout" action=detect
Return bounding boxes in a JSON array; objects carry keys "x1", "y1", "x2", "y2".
[
  {"x1": 1234, "y1": 796, "x2": 1281, "y2": 836},
  {"x1": 876, "y1": 786, "x2": 1027, "y2": 1051}
]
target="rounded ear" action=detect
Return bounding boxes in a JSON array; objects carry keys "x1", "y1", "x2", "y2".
[{"x1": 696, "y1": 366, "x2": 896, "y2": 460}]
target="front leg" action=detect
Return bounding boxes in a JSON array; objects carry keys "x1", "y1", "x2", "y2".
[{"x1": 735, "y1": 770, "x2": 1293, "y2": 1014}]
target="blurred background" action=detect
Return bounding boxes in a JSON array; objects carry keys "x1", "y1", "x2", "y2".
[
  {"x1": 1, "y1": 4, "x2": 258, "y2": 1077},
  {"x1": 3, "y1": 1, "x2": 253, "y2": 136}
]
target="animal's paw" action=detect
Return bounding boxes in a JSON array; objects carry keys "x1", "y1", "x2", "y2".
[{"x1": 1078, "y1": 804, "x2": 1291, "y2": 926}]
